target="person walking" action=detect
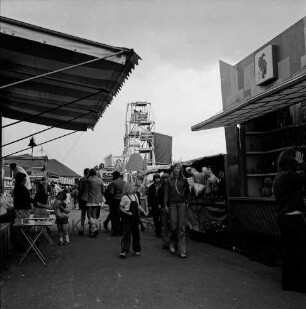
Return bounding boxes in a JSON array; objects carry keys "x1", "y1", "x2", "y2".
[
  {"x1": 78, "y1": 168, "x2": 89, "y2": 235},
  {"x1": 119, "y1": 182, "x2": 148, "y2": 258},
  {"x1": 108, "y1": 171, "x2": 126, "y2": 236},
  {"x1": 102, "y1": 184, "x2": 113, "y2": 231},
  {"x1": 53, "y1": 191, "x2": 70, "y2": 246},
  {"x1": 158, "y1": 173, "x2": 170, "y2": 249},
  {"x1": 147, "y1": 173, "x2": 162, "y2": 237},
  {"x1": 273, "y1": 149, "x2": 306, "y2": 292},
  {"x1": 86, "y1": 169, "x2": 105, "y2": 238},
  {"x1": 164, "y1": 163, "x2": 190, "y2": 258}
]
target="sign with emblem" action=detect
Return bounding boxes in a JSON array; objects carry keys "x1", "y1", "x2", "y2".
[{"x1": 255, "y1": 45, "x2": 277, "y2": 85}]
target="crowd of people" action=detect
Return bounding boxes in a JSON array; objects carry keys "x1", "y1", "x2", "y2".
[
  {"x1": 7, "y1": 147, "x2": 306, "y2": 290},
  {"x1": 76, "y1": 163, "x2": 191, "y2": 258}
]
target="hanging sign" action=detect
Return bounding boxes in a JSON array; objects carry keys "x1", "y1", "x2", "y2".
[{"x1": 255, "y1": 45, "x2": 277, "y2": 85}]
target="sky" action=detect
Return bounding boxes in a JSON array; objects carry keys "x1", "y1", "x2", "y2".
[{"x1": 1, "y1": 0, "x2": 306, "y2": 175}]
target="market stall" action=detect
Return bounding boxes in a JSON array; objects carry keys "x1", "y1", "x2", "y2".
[
  {"x1": 0, "y1": 16, "x2": 140, "y2": 191},
  {"x1": 0, "y1": 16, "x2": 140, "y2": 259},
  {"x1": 182, "y1": 154, "x2": 228, "y2": 236},
  {"x1": 192, "y1": 17, "x2": 306, "y2": 261}
]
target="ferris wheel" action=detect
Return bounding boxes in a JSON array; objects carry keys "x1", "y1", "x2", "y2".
[{"x1": 124, "y1": 102, "x2": 155, "y2": 165}]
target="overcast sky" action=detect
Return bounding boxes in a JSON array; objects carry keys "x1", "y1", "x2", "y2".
[{"x1": 1, "y1": 0, "x2": 306, "y2": 175}]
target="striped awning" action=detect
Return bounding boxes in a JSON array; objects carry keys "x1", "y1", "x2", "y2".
[
  {"x1": 192, "y1": 68, "x2": 306, "y2": 131},
  {"x1": 0, "y1": 17, "x2": 141, "y2": 131}
]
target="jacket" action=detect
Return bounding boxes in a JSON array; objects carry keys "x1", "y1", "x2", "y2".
[
  {"x1": 108, "y1": 178, "x2": 126, "y2": 200},
  {"x1": 78, "y1": 176, "x2": 89, "y2": 202},
  {"x1": 87, "y1": 175, "x2": 105, "y2": 204},
  {"x1": 147, "y1": 183, "x2": 161, "y2": 211},
  {"x1": 164, "y1": 176, "x2": 190, "y2": 205}
]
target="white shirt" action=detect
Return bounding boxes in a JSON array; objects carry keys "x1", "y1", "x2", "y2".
[{"x1": 120, "y1": 194, "x2": 139, "y2": 212}]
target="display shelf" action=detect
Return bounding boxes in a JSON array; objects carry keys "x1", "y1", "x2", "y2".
[{"x1": 243, "y1": 103, "x2": 306, "y2": 197}]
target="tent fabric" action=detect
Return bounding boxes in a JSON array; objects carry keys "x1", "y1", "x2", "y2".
[
  {"x1": 0, "y1": 17, "x2": 141, "y2": 131},
  {"x1": 154, "y1": 133, "x2": 172, "y2": 164},
  {"x1": 47, "y1": 159, "x2": 80, "y2": 178},
  {"x1": 191, "y1": 69, "x2": 306, "y2": 131},
  {"x1": 181, "y1": 153, "x2": 225, "y2": 166}
]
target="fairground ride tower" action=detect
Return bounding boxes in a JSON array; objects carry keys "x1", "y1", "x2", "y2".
[{"x1": 124, "y1": 102, "x2": 155, "y2": 165}]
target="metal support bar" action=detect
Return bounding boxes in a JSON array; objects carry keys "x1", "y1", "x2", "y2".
[{"x1": 1, "y1": 130, "x2": 78, "y2": 159}]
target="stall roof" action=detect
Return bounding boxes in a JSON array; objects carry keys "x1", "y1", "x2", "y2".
[
  {"x1": 0, "y1": 16, "x2": 141, "y2": 131},
  {"x1": 181, "y1": 153, "x2": 225, "y2": 166},
  {"x1": 191, "y1": 68, "x2": 306, "y2": 131},
  {"x1": 48, "y1": 159, "x2": 81, "y2": 178},
  {"x1": 4, "y1": 154, "x2": 47, "y2": 168},
  {"x1": 3, "y1": 154, "x2": 80, "y2": 177}
]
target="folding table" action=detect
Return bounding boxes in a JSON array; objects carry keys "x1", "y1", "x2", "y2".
[{"x1": 13, "y1": 219, "x2": 54, "y2": 266}]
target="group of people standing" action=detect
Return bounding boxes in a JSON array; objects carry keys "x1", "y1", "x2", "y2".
[
  {"x1": 77, "y1": 162, "x2": 191, "y2": 259},
  {"x1": 9, "y1": 147, "x2": 306, "y2": 291},
  {"x1": 77, "y1": 168, "x2": 148, "y2": 257}
]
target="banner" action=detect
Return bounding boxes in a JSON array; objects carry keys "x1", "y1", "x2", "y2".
[{"x1": 154, "y1": 133, "x2": 172, "y2": 164}]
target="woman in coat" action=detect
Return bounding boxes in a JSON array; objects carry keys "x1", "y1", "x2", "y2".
[
  {"x1": 86, "y1": 169, "x2": 105, "y2": 238},
  {"x1": 164, "y1": 163, "x2": 190, "y2": 258}
]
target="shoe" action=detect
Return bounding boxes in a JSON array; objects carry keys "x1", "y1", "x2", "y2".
[
  {"x1": 141, "y1": 227, "x2": 146, "y2": 232},
  {"x1": 89, "y1": 230, "x2": 99, "y2": 238},
  {"x1": 119, "y1": 252, "x2": 127, "y2": 258},
  {"x1": 134, "y1": 252, "x2": 140, "y2": 256},
  {"x1": 63, "y1": 241, "x2": 69, "y2": 246},
  {"x1": 169, "y1": 244, "x2": 175, "y2": 254},
  {"x1": 78, "y1": 230, "x2": 84, "y2": 236},
  {"x1": 58, "y1": 241, "x2": 63, "y2": 246},
  {"x1": 179, "y1": 253, "x2": 187, "y2": 259}
]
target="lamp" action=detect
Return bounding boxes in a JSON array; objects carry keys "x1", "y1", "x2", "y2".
[{"x1": 28, "y1": 136, "x2": 37, "y2": 157}]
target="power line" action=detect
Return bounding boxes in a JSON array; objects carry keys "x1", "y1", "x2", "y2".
[{"x1": 61, "y1": 132, "x2": 84, "y2": 162}]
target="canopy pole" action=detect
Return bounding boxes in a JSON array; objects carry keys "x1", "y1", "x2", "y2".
[{"x1": 0, "y1": 50, "x2": 125, "y2": 90}]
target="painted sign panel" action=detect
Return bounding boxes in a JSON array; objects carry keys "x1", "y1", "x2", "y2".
[{"x1": 255, "y1": 45, "x2": 277, "y2": 85}]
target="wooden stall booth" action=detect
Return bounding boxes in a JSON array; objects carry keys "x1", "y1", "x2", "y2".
[
  {"x1": 192, "y1": 17, "x2": 306, "y2": 262},
  {"x1": 182, "y1": 154, "x2": 229, "y2": 243}
]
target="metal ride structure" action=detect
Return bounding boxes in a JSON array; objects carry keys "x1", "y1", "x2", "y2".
[{"x1": 124, "y1": 102, "x2": 155, "y2": 165}]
